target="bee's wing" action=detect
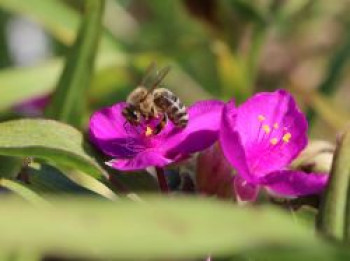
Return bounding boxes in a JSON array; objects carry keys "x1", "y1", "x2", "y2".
[
  {"x1": 150, "y1": 65, "x2": 171, "y2": 91},
  {"x1": 141, "y1": 62, "x2": 171, "y2": 93},
  {"x1": 140, "y1": 61, "x2": 157, "y2": 86}
]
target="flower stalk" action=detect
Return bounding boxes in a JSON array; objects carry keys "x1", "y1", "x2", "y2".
[{"x1": 155, "y1": 167, "x2": 169, "y2": 194}]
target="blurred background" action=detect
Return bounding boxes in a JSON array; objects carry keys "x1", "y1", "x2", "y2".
[{"x1": 0, "y1": 0, "x2": 350, "y2": 141}]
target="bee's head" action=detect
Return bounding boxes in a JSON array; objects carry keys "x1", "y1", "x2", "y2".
[{"x1": 122, "y1": 104, "x2": 141, "y2": 125}]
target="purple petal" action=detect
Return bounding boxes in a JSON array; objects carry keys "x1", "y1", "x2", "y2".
[
  {"x1": 234, "y1": 90, "x2": 308, "y2": 177},
  {"x1": 163, "y1": 100, "x2": 224, "y2": 156},
  {"x1": 219, "y1": 100, "x2": 255, "y2": 183},
  {"x1": 89, "y1": 102, "x2": 145, "y2": 157},
  {"x1": 107, "y1": 150, "x2": 172, "y2": 171},
  {"x1": 234, "y1": 175, "x2": 259, "y2": 202},
  {"x1": 261, "y1": 170, "x2": 328, "y2": 197}
]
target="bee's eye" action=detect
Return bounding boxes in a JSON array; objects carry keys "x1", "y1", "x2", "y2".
[{"x1": 131, "y1": 111, "x2": 138, "y2": 119}]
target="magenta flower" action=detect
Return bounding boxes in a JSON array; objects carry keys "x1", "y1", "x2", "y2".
[
  {"x1": 89, "y1": 100, "x2": 224, "y2": 171},
  {"x1": 220, "y1": 90, "x2": 328, "y2": 201}
]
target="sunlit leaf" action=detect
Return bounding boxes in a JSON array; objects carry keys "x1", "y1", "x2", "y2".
[
  {"x1": 0, "y1": 119, "x2": 107, "y2": 179},
  {"x1": 0, "y1": 51, "x2": 126, "y2": 112}
]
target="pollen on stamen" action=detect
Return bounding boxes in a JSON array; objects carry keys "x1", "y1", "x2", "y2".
[
  {"x1": 145, "y1": 126, "x2": 153, "y2": 137},
  {"x1": 258, "y1": 115, "x2": 266, "y2": 122},
  {"x1": 273, "y1": 123, "x2": 279, "y2": 129},
  {"x1": 270, "y1": 138, "x2": 278, "y2": 145},
  {"x1": 283, "y1": 132, "x2": 292, "y2": 143},
  {"x1": 262, "y1": 125, "x2": 271, "y2": 134}
]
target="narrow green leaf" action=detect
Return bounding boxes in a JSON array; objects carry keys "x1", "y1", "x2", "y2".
[
  {"x1": 0, "y1": 197, "x2": 320, "y2": 259},
  {"x1": 318, "y1": 130, "x2": 350, "y2": 240},
  {"x1": 45, "y1": 0, "x2": 105, "y2": 127},
  {"x1": 0, "y1": 119, "x2": 107, "y2": 179},
  {"x1": 27, "y1": 164, "x2": 102, "y2": 195},
  {"x1": 0, "y1": 179, "x2": 49, "y2": 206},
  {"x1": 58, "y1": 167, "x2": 117, "y2": 200}
]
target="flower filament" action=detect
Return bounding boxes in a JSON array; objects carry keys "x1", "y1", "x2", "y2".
[{"x1": 256, "y1": 115, "x2": 292, "y2": 146}]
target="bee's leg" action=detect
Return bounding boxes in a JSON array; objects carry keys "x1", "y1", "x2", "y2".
[
  {"x1": 154, "y1": 114, "x2": 168, "y2": 135},
  {"x1": 123, "y1": 121, "x2": 129, "y2": 133},
  {"x1": 123, "y1": 120, "x2": 140, "y2": 134}
]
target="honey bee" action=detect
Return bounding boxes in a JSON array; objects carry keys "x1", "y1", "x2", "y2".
[{"x1": 122, "y1": 63, "x2": 188, "y2": 134}]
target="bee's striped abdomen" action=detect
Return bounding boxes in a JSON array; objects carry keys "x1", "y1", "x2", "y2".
[{"x1": 153, "y1": 88, "x2": 188, "y2": 128}]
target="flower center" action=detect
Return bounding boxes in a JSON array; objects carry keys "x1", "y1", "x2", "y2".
[
  {"x1": 257, "y1": 114, "x2": 292, "y2": 146},
  {"x1": 145, "y1": 126, "x2": 154, "y2": 137}
]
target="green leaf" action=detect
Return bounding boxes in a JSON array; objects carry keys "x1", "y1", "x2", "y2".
[
  {"x1": 0, "y1": 119, "x2": 107, "y2": 179},
  {"x1": 0, "y1": 196, "x2": 322, "y2": 259},
  {"x1": 45, "y1": 0, "x2": 105, "y2": 127},
  {"x1": 0, "y1": 51, "x2": 126, "y2": 112},
  {"x1": 58, "y1": 167, "x2": 117, "y2": 200},
  {"x1": 0, "y1": 59, "x2": 60, "y2": 111},
  {"x1": 318, "y1": 130, "x2": 350, "y2": 240},
  {"x1": 240, "y1": 244, "x2": 350, "y2": 261},
  {"x1": 27, "y1": 164, "x2": 102, "y2": 195},
  {"x1": 0, "y1": 155, "x2": 22, "y2": 178},
  {"x1": 0, "y1": 179, "x2": 49, "y2": 207}
]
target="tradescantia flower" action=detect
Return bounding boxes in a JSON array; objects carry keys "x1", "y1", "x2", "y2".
[
  {"x1": 89, "y1": 100, "x2": 224, "y2": 171},
  {"x1": 220, "y1": 89, "x2": 328, "y2": 201}
]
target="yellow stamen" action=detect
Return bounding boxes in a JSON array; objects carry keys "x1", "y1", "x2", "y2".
[
  {"x1": 273, "y1": 123, "x2": 279, "y2": 129},
  {"x1": 270, "y1": 138, "x2": 278, "y2": 145},
  {"x1": 258, "y1": 115, "x2": 266, "y2": 122},
  {"x1": 283, "y1": 132, "x2": 292, "y2": 143},
  {"x1": 145, "y1": 126, "x2": 153, "y2": 137},
  {"x1": 262, "y1": 125, "x2": 271, "y2": 134}
]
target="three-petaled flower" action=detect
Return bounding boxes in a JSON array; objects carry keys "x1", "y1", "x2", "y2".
[
  {"x1": 220, "y1": 90, "x2": 328, "y2": 201},
  {"x1": 89, "y1": 100, "x2": 224, "y2": 171}
]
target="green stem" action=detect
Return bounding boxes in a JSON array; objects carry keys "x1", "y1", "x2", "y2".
[{"x1": 45, "y1": 0, "x2": 105, "y2": 128}]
